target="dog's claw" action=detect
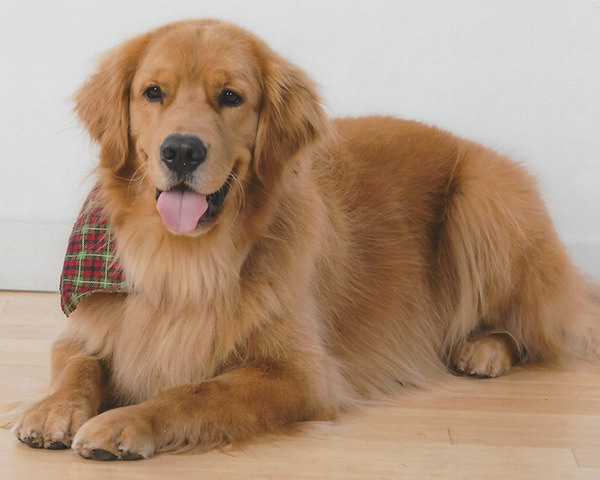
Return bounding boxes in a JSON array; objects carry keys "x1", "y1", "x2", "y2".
[
  {"x1": 121, "y1": 451, "x2": 144, "y2": 461},
  {"x1": 90, "y1": 448, "x2": 119, "y2": 461},
  {"x1": 47, "y1": 441, "x2": 69, "y2": 450},
  {"x1": 81, "y1": 447, "x2": 144, "y2": 461}
]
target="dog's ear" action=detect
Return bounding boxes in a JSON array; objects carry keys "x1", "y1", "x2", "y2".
[
  {"x1": 254, "y1": 50, "x2": 327, "y2": 186},
  {"x1": 74, "y1": 33, "x2": 151, "y2": 171}
]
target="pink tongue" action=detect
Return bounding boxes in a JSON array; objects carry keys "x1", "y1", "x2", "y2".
[{"x1": 156, "y1": 190, "x2": 209, "y2": 234}]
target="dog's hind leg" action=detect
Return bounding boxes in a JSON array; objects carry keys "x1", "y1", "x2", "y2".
[{"x1": 437, "y1": 143, "x2": 583, "y2": 375}]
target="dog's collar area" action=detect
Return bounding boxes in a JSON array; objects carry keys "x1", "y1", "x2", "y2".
[{"x1": 154, "y1": 173, "x2": 234, "y2": 225}]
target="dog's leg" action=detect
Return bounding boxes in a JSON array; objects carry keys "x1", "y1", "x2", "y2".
[
  {"x1": 71, "y1": 361, "x2": 332, "y2": 460},
  {"x1": 13, "y1": 340, "x2": 103, "y2": 449},
  {"x1": 451, "y1": 332, "x2": 520, "y2": 378}
]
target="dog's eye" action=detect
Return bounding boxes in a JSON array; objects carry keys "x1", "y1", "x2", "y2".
[
  {"x1": 219, "y1": 89, "x2": 243, "y2": 107},
  {"x1": 144, "y1": 86, "x2": 164, "y2": 102}
]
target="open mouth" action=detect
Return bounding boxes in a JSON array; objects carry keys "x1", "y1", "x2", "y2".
[{"x1": 155, "y1": 174, "x2": 233, "y2": 234}]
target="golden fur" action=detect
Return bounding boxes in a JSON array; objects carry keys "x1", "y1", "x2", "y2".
[{"x1": 13, "y1": 19, "x2": 600, "y2": 460}]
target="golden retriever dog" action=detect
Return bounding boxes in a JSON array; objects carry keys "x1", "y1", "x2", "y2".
[{"x1": 13, "y1": 19, "x2": 600, "y2": 460}]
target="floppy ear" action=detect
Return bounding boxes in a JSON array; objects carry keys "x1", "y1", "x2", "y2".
[
  {"x1": 74, "y1": 33, "x2": 151, "y2": 171},
  {"x1": 254, "y1": 51, "x2": 328, "y2": 186}
]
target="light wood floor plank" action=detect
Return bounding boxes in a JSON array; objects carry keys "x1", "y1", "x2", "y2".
[{"x1": 572, "y1": 448, "x2": 600, "y2": 468}]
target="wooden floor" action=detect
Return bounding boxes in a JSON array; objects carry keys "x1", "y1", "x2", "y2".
[{"x1": 1, "y1": 291, "x2": 600, "y2": 479}]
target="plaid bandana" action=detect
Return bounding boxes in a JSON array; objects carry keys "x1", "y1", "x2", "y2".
[{"x1": 60, "y1": 186, "x2": 127, "y2": 316}]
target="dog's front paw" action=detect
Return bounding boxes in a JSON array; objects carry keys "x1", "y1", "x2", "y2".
[
  {"x1": 72, "y1": 406, "x2": 156, "y2": 461},
  {"x1": 13, "y1": 394, "x2": 95, "y2": 450}
]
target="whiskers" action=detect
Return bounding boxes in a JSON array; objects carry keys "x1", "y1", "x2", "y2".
[
  {"x1": 229, "y1": 170, "x2": 245, "y2": 227},
  {"x1": 110, "y1": 163, "x2": 149, "y2": 197}
]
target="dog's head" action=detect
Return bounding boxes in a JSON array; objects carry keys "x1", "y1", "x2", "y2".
[{"x1": 75, "y1": 19, "x2": 326, "y2": 236}]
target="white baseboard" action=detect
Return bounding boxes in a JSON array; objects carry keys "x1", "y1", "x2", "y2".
[{"x1": 1, "y1": 221, "x2": 599, "y2": 292}]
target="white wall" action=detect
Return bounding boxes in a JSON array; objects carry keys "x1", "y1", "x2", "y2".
[{"x1": 1, "y1": 0, "x2": 599, "y2": 291}]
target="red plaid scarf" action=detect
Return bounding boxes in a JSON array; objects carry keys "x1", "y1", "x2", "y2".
[{"x1": 60, "y1": 186, "x2": 127, "y2": 316}]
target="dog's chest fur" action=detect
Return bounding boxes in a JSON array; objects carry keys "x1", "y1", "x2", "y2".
[{"x1": 108, "y1": 301, "x2": 220, "y2": 404}]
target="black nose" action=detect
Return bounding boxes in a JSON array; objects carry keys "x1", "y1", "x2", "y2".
[{"x1": 160, "y1": 134, "x2": 207, "y2": 174}]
